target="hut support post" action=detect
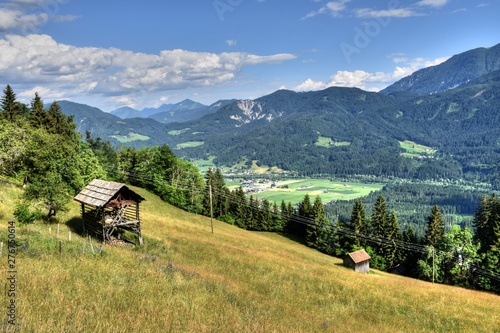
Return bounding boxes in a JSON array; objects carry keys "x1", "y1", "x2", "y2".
[{"x1": 136, "y1": 203, "x2": 143, "y2": 245}]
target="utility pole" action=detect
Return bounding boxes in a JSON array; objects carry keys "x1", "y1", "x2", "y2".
[{"x1": 209, "y1": 184, "x2": 214, "y2": 234}]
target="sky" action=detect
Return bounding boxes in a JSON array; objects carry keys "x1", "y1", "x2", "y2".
[{"x1": 0, "y1": 0, "x2": 499, "y2": 112}]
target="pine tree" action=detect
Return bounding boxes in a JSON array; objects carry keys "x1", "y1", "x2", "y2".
[
  {"x1": 247, "y1": 195, "x2": 259, "y2": 230},
  {"x1": 371, "y1": 195, "x2": 388, "y2": 254},
  {"x1": 383, "y1": 209, "x2": 401, "y2": 269},
  {"x1": 294, "y1": 194, "x2": 313, "y2": 239},
  {"x1": 271, "y1": 201, "x2": 283, "y2": 231},
  {"x1": 473, "y1": 194, "x2": 500, "y2": 292},
  {"x1": 402, "y1": 224, "x2": 420, "y2": 273},
  {"x1": 260, "y1": 198, "x2": 272, "y2": 231},
  {"x1": 29, "y1": 92, "x2": 47, "y2": 128},
  {"x1": 425, "y1": 204, "x2": 445, "y2": 247},
  {"x1": 298, "y1": 194, "x2": 313, "y2": 218},
  {"x1": 306, "y1": 196, "x2": 326, "y2": 248},
  {"x1": 473, "y1": 194, "x2": 494, "y2": 254},
  {"x1": 350, "y1": 199, "x2": 367, "y2": 247},
  {"x1": 1, "y1": 85, "x2": 21, "y2": 122},
  {"x1": 46, "y1": 101, "x2": 76, "y2": 138}
]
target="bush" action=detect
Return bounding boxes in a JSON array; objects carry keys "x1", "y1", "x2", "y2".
[{"x1": 13, "y1": 202, "x2": 43, "y2": 225}]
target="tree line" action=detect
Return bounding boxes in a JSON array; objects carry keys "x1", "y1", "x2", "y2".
[
  {"x1": 0, "y1": 85, "x2": 202, "y2": 219},
  {"x1": 1, "y1": 85, "x2": 498, "y2": 294},
  {"x1": 198, "y1": 169, "x2": 500, "y2": 294}
]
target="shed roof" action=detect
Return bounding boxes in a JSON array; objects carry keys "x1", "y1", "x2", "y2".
[
  {"x1": 347, "y1": 249, "x2": 371, "y2": 264},
  {"x1": 74, "y1": 179, "x2": 145, "y2": 207}
]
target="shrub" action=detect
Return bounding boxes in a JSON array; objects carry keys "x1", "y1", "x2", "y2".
[{"x1": 13, "y1": 202, "x2": 43, "y2": 225}]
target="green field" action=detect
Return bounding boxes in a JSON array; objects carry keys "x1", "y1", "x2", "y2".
[
  {"x1": 249, "y1": 179, "x2": 383, "y2": 204},
  {"x1": 168, "y1": 128, "x2": 190, "y2": 135},
  {"x1": 110, "y1": 132, "x2": 150, "y2": 143},
  {"x1": 315, "y1": 136, "x2": 351, "y2": 148},
  {"x1": 399, "y1": 140, "x2": 437, "y2": 158},
  {"x1": 190, "y1": 156, "x2": 216, "y2": 172},
  {"x1": 176, "y1": 141, "x2": 204, "y2": 149}
]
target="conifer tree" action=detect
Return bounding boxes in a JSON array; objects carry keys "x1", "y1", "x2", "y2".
[
  {"x1": 425, "y1": 204, "x2": 445, "y2": 247},
  {"x1": 46, "y1": 101, "x2": 76, "y2": 139},
  {"x1": 306, "y1": 196, "x2": 326, "y2": 248},
  {"x1": 371, "y1": 195, "x2": 388, "y2": 254},
  {"x1": 350, "y1": 199, "x2": 367, "y2": 247},
  {"x1": 298, "y1": 194, "x2": 313, "y2": 218},
  {"x1": 293, "y1": 194, "x2": 313, "y2": 239},
  {"x1": 271, "y1": 201, "x2": 283, "y2": 231},
  {"x1": 280, "y1": 200, "x2": 288, "y2": 227},
  {"x1": 29, "y1": 92, "x2": 47, "y2": 128},
  {"x1": 371, "y1": 195, "x2": 388, "y2": 237},
  {"x1": 473, "y1": 194, "x2": 500, "y2": 292},
  {"x1": 247, "y1": 195, "x2": 259, "y2": 230},
  {"x1": 1, "y1": 85, "x2": 21, "y2": 122},
  {"x1": 473, "y1": 194, "x2": 494, "y2": 253},
  {"x1": 383, "y1": 209, "x2": 401, "y2": 269},
  {"x1": 260, "y1": 198, "x2": 272, "y2": 231},
  {"x1": 402, "y1": 224, "x2": 420, "y2": 273}
]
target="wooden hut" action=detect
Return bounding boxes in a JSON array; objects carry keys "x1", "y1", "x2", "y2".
[
  {"x1": 74, "y1": 179, "x2": 145, "y2": 245},
  {"x1": 343, "y1": 249, "x2": 371, "y2": 273}
]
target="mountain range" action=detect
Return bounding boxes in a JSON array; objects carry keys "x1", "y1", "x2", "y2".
[
  {"x1": 59, "y1": 43, "x2": 500, "y2": 187},
  {"x1": 109, "y1": 98, "x2": 236, "y2": 124}
]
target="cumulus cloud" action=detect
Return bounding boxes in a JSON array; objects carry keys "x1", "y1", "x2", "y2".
[
  {"x1": 305, "y1": 0, "x2": 451, "y2": 20},
  {"x1": 0, "y1": 0, "x2": 78, "y2": 33},
  {"x1": 0, "y1": 34, "x2": 296, "y2": 105},
  {"x1": 226, "y1": 39, "x2": 237, "y2": 46},
  {"x1": 417, "y1": 0, "x2": 449, "y2": 7},
  {"x1": 294, "y1": 56, "x2": 449, "y2": 92},
  {"x1": 354, "y1": 8, "x2": 419, "y2": 18},
  {"x1": 302, "y1": 0, "x2": 351, "y2": 19}
]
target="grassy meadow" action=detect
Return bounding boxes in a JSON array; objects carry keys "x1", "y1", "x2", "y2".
[
  {"x1": 249, "y1": 179, "x2": 383, "y2": 205},
  {"x1": 399, "y1": 140, "x2": 437, "y2": 158},
  {"x1": 1, "y1": 181, "x2": 499, "y2": 332},
  {"x1": 109, "y1": 132, "x2": 150, "y2": 143}
]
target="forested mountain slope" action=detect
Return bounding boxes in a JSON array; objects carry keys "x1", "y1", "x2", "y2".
[
  {"x1": 381, "y1": 43, "x2": 500, "y2": 95},
  {"x1": 56, "y1": 44, "x2": 500, "y2": 185}
]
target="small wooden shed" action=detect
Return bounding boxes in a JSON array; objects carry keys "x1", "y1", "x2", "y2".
[
  {"x1": 74, "y1": 179, "x2": 145, "y2": 245},
  {"x1": 343, "y1": 249, "x2": 371, "y2": 273}
]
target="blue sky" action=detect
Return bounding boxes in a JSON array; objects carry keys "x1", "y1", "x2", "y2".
[{"x1": 0, "y1": 0, "x2": 499, "y2": 111}]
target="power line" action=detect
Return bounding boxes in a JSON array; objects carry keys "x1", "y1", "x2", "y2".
[{"x1": 102, "y1": 165, "x2": 500, "y2": 284}]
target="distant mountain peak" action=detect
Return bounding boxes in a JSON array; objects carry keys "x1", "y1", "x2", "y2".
[{"x1": 381, "y1": 43, "x2": 500, "y2": 96}]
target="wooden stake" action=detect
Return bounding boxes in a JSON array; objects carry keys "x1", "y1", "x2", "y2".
[
  {"x1": 57, "y1": 223, "x2": 60, "y2": 237},
  {"x1": 0, "y1": 241, "x2": 3, "y2": 256},
  {"x1": 68, "y1": 231, "x2": 71, "y2": 241},
  {"x1": 59, "y1": 240, "x2": 62, "y2": 257}
]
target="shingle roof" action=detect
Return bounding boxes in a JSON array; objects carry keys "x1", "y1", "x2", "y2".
[
  {"x1": 347, "y1": 249, "x2": 371, "y2": 264},
  {"x1": 74, "y1": 179, "x2": 144, "y2": 207}
]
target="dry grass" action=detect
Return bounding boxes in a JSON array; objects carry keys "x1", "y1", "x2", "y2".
[{"x1": 1, "y1": 184, "x2": 499, "y2": 332}]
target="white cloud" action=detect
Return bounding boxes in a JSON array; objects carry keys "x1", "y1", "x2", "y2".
[
  {"x1": 295, "y1": 78, "x2": 327, "y2": 91},
  {"x1": 302, "y1": 0, "x2": 351, "y2": 20},
  {"x1": 0, "y1": 34, "x2": 296, "y2": 108},
  {"x1": 0, "y1": 1, "x2": 78, "y2": 33},
  {"x1": 295, "y1": 56, "x2": 449, "y2": 92},
  {"x1": 0, "y1": 7, "x2": 48, "y2": 32},
  {"x1": 354, "y1": 8, "x2": 419, "y2": 18},
  {"x1": 226, "y1": 39, "x2": 237, "y2": 46},
  {"x1": 417, "y1": 0, "x2": 449, "y2": 7}
]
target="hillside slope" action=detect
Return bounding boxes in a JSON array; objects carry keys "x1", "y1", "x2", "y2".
[
  {"x1": 381, "y1": 43, "x2": 500, "y2": 95},
  {"x1": 1, "y1": 182, "x2": 499, "y2": 332}
]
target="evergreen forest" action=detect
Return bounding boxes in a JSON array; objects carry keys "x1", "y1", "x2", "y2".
[{"x1": 1, "y1": 85, "x2": 499, "y2": 294}]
